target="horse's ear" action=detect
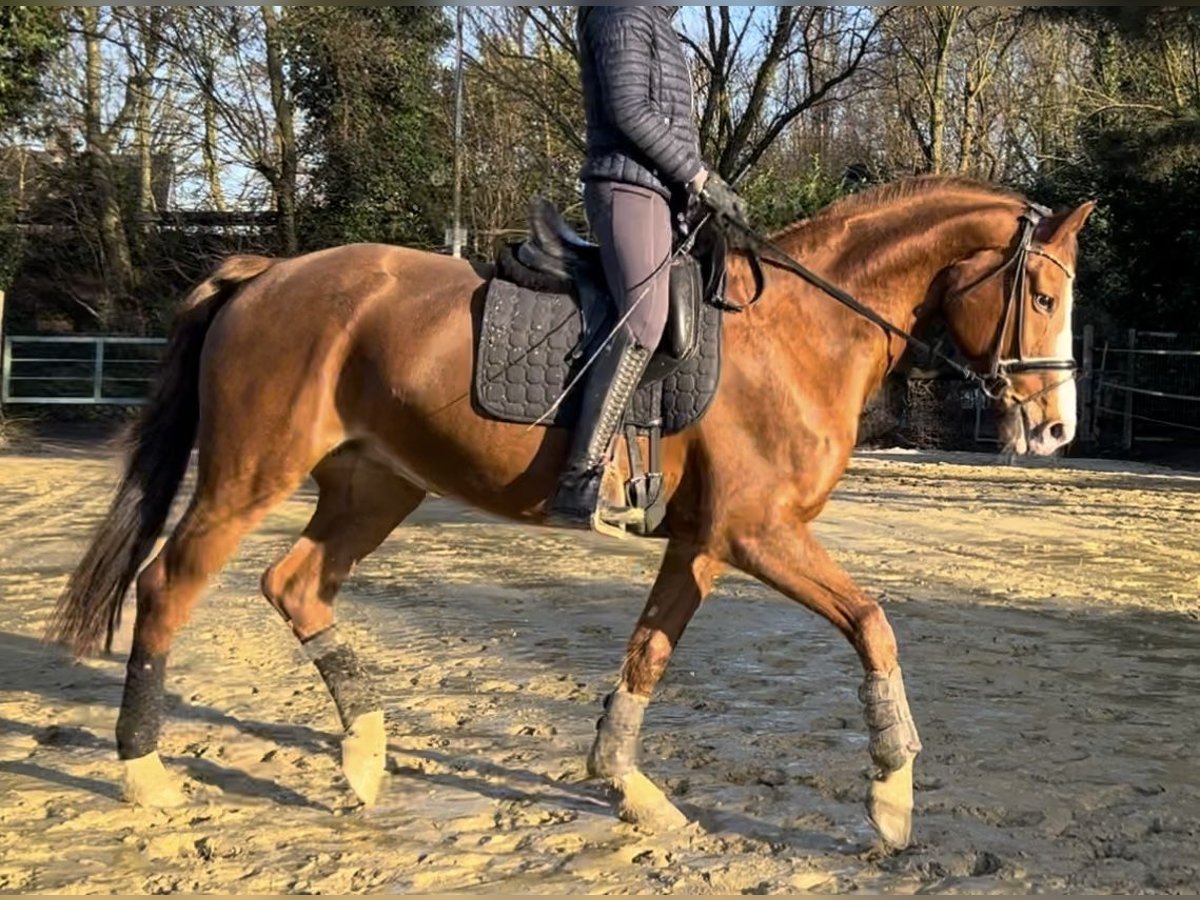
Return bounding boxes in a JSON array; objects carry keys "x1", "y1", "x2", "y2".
[{"x1": 1039, "y1": 201, "x2": 1097, "y2": 245}]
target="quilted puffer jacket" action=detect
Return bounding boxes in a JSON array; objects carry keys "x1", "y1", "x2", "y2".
[{"x1": 576, "y1": 6, "x2": 704, "y2": 198}]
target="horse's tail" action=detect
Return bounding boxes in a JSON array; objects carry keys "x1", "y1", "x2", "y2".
[{"x1": 47, "y1": 255, "x2": 276, "y2": 657}]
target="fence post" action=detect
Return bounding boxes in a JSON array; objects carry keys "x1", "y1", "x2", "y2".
[
  {"x1": 93, "y1": 338, "x2": 105, "y2": 403},
  {"x1": 0, "y1": 289, "x2": 6, "y2": 413},
  {"x1": 1122, "y1": 328, "x2": 1136, "y2": 452},
  {"x1": 1079, "y1": 324, "x2": 1094, "y2": 447}
]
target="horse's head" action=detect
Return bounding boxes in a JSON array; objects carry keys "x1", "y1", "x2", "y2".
[{"x1": 940, "y1": 201, "x2": 1096, "y2": 456}]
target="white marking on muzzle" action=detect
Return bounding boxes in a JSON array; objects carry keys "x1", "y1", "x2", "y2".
[
  {"x1": 1028, "y1": 282, "x2": 1077, "y2": 455},
  {"x1": 1053, "y1": 282, "x2": 1078, "y2": 445}
]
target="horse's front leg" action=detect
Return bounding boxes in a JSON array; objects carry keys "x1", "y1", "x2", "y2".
[
  {"x1": 728, "y1": 518, "x2": 922, "y2": 849},
  {"x1": 588, "y1": 539, "x2": 724, "y2": 831}
]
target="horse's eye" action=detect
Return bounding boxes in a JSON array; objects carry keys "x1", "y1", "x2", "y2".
[{"x1": 1033, "y1": 293, "x2": 1056, "y2": 313}]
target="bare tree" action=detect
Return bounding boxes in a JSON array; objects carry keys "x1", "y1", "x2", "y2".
[
  {"x1": 80, "y1": 7, "x2": 135, "y2": 296},
  {"x1": 197, "y1": 34, "x2": 226, "y2": 212},
  {"x1": 887, "y1": 6, "x2": 964, "y2": 174},
  {"x1": 157, "y1": 6, "x2": 296, "y2": 251},
  {"x1": 879, "y1": 7, "x2": 1055, "y2": 179},
  {"x1": 465, "y1": 6, "x2": 584, "y2": 154},
  {"x1": 259, "y1": 5, "x2": 296, "y2": 254},
  {"x1": 682, "y1": 6, "x2": 892, "y2": 180},
  {"x1": 955, "y1": 9, "x2": 1024, "y2": 174},
  {"x1": 461, "y1": 6, "x2": 585, "y2": 243}
]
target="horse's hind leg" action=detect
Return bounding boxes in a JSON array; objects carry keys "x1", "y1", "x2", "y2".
[
  {"x1": 588, "y1": 539, "x2": 723, "y2": 831},
  {"x1": 261, "y1": 451, "x2": 425, "y2": 805},
  {"x1": 119, "y1": 469, "x2": 305, "y2": 807},
  {"x1": 728, "y1": 520, "x2": 921, "y2": 849}
]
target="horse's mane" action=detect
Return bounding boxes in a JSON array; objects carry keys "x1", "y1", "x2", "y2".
[{"x1": 770, "y1": 175, "x2": 1027, "y2": 244}]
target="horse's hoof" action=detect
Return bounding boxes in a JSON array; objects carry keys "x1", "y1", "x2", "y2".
[
  {"x1": 342, "y1": 710, "x2": 386, "y2": 807},
  {"x1": 612, "y1": 770, "x2": 689, "y2": 833},
  {"x1": 122, "y1": 752, "x2": 186, "y2": 808},
  {"x1": 866, "y1": 757, "x2": 914, "y2": 850}
]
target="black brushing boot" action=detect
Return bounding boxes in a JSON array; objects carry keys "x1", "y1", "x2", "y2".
[{"x1": 547, "y1": 330, "x2": 652, "y2": 531}]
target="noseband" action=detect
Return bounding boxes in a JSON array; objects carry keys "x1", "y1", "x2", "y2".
[{"x1": 978, "y1": 205, "x2": 1077, "y2": 403}]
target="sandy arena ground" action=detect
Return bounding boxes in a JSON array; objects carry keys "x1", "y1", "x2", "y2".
[{"x1": 0, "y1": 443, "x2": 1197, "y2": 894}]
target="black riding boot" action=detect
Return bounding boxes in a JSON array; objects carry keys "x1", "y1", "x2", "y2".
[{"x1": 547, "y1": 332, "x2": 653, "y2": 529}]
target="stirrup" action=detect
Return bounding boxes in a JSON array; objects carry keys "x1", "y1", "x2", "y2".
[
  {"x1": 547, "y1": 465, "x2": 643, "y2": 539},
  {"x1": 592, "y1": 502, "x2": 645, "y2": 540}
]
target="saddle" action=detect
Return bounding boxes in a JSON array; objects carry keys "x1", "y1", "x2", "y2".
[{"x1": 472, "y1": 198, "x2": 728, "y2": 534}]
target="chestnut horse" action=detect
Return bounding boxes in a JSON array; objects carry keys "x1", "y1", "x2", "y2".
[{"x1": 50, "y1": 177, "x2": 1094, "y2": 849}]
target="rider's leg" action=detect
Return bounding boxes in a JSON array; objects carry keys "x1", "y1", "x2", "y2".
[
  {"x1": 598, "y1": 183, "x2": 672, "y2": 352},
  {"x1": 547, "y1": 180, "x2": 672, "y2": 527}
]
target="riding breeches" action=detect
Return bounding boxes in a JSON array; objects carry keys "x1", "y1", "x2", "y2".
[{"x1": 584, "y1": 180, "x2": 672, "y2": 351}]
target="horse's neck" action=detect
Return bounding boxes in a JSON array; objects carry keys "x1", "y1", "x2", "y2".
[{"x1": 765, "y1": 197, "x2": 1022, "y2": 395}]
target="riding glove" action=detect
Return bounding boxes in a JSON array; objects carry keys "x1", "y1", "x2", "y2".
[{"x1": 693, "y1": 169, "x2": 750, "y2": 230}]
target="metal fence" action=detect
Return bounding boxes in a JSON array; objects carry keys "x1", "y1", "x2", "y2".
[
  {"x1": 1087, "y1": 329, "x2": 1200, "y2": 452},
  {"x1": 1, "y1": 335, "x2": 166, "y2": 405}
]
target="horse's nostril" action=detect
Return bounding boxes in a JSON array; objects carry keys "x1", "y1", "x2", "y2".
[{"x1": 1049, "y1": 422, "x2": 1066, "y2": 442}]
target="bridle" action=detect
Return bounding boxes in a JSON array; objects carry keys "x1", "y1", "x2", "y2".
[
  {"x1": 975, "y1": 204, "x2": 1077, "y2": 403},
  {"x1": 723, "y1": 203, "x2": 1078, "y2": 411}
]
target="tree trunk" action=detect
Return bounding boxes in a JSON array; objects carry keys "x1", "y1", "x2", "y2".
[
  {"x1": 82, "y1": 7, "x2": 135, "y2": 310},
  {"x1": 191, "y1": 22, "x2": 227, "y2": 213},
  {"x1": 959, "y1": 76, "x2": 978, "y2": 173},
  {"x1": 133, "y1": 9, "x2": 159, "y2": 231},
  {"x1": 130, "y1": 72, "x2": 155, "y2": 268},
  {"x1": 261, "y1": 5, "x2": 297, "y2": 254},
  {"x1": 928, "y1": 7, "x2": 962, "y2": 174},
  {"x1": 201, "y1": 88, "x2": 226, "y2": 212},
  {"x1": 135, "y1": 92, "x2": 154, "y2": 223}
]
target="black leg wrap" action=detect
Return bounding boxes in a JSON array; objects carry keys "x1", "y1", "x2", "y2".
[
  {"x1": 116, "y1": 647, "x2": 167, "y2": 760},
  {"x1": 304, "y1": 627, "x2": 381, "y2": 729},
  {"x1": 586, "y1": 689, "x2": 647, "y2": 778}
]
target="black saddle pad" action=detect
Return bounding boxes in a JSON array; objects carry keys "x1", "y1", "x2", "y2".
[{"x1": 473, "y1": 277, "x2": 722, "y2": 434}]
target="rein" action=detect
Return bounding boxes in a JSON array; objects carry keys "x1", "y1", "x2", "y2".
[{"x1": 723, "y1": 205, "x2": 1077, "y2": 408}]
